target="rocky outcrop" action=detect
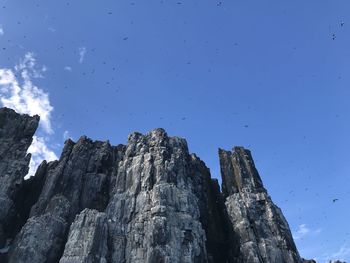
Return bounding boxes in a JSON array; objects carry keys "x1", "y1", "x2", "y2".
[
  {"x1": 0, "y1": 107, "x2": 319, "y2": 262},
  {"x1": 59, "y1": 209, "x2": 108, "y2": 263},
  {"x1": 105, "y1": 129, "x2": 209, "y2": 263},
  {"x1": 219, "y1": 147, "x2": 302, "y2": 263},
  {"x1": 0, "y1": 108, "x2": 39, "y2": 248},
  {"x1": 9, "y1": 195, "x2": 71, "y2": 263},
  {"x1": 7, "y1": 136, "x2": 114, "y2": 262}
]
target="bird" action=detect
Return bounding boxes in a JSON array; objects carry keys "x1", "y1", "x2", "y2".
[
  {"x1": 332, "y1": 198, "x2": 339, "y2": 203},
  {"x1": 341, "y1": 21, "x2": 344, "y2": 27},
  {"x1": 332, "y1": 33, "x2": 336, "y2": 40}
]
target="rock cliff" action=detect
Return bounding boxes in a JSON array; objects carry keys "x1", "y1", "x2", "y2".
[
  {"x1": 0, "y1": 108, "x2": 39, "y2": 250},
  {"x1": 219, "y1": 147, "x2": 301, "y2": 263},
  {"x1": 0, "y1": 108, "x2": 317, "y2": 262}
]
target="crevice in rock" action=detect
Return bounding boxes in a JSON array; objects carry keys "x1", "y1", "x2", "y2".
[{"x1": 10, "y1": 160, "x2": 54, "y2": 239}]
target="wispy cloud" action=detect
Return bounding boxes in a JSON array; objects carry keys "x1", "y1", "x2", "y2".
[
  {"x1": 293, "y1": 224, "x2": 322, "y2": 240},
  {"x1": 64, "y1": 66, "x2": 72, "y2": 71},
  {"x1": 0, "y1": 25, "x2": 4, "y2": 36},
  {"x1": 0, "y1": 52, "x2": 58, "y2": 177},
  {"x1": 48, "y1": 27, "x2": 56, "y2": 33},
  {"x1": 293, "y1": 224, "x2": 310, "y2": 240},
  {"x1": 321, "y1": 243, "x2": 350, "y2": 262},
  {"x1": 63, "y1": 130, "x2": 71, "y2": 140},
  {"x1": 78, "y1": 46, "x2": 87, "y2": 63}
]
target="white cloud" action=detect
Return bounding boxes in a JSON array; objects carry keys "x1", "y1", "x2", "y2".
[
  {"x1": 0, "y1": 52, "x2": 58, "y2": 178},
  {"x1": 330, "y1": 244, "x2": 350, "y2": 261},
  {"x1": 321, "y1": 243, "x2": 350, "y2": 262},
  {"x1": 0, "y1": 25, "x2": 4, "y2": 36},
  {"x1": 0, "y1": 52, "x2": 53, "y2": 134},
  {"x1": 293, "y1": 224, "x2": 310, "y2": 240},
  {"x1": 293, "y1": 224, "x2": 322, "y2": 240},
  {"x1": 26, "y1": 136, "x2": 58, "y2": 178},
  {"x1": 64, "y1": 66, "x2": 72, "y2": 71},
  {"x1": 63, "y1": 130, "x2": 71, "y2": 140},
  {"x1": 78, "y1": 46, "x2": 87, "y2": 64}
]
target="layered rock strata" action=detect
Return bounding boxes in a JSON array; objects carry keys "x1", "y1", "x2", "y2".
[
  {"x1": 0, "y1": 108, "x2": 315, "y2": 263},
  {"x1": 219, "y1": 147, "x2": 301, "y2": 263},
  {"x1": 0, "y1": 108, "x2": 39, "y2": 248}
]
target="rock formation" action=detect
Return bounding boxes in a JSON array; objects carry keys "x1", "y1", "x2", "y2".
[
  {"x1": 0, "y1": 107, "x2": 320, "y2": 262},
  {"x1": 219, "y1": 147, "x2": 301, "y2": 262},
  {"x1": 0, "y1": 108, "x2": 39, "y2": 249}
]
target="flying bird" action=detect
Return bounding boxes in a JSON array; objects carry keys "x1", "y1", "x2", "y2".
[{"x1": 332, "y1": 198, "x2": 339, "y2": 203}]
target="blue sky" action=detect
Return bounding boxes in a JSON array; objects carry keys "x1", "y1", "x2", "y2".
[{"x1": 0, "y1": 0, "x2": 349, "y2": 261}]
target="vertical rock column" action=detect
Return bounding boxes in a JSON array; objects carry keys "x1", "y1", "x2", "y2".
[
  {"x1": 8, "y1": 137, "x2": 114, "y2": 263},
  {"x1": 0, "y1": 108, "x2": 39, "y2": 247},
  {"x1": 106, "y1": 129, "x2": 208, "y2": 263},
  {"x1": 59, "y1": 209, "x2": 108, "y2": 263},
  {"x1": 219, "y1": 147, "x2": 302, "y2": 263}
]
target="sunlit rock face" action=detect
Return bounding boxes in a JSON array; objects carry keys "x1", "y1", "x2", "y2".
[
  {"x1": 59, "y1": 208, "x2": 109, "y2": 263},
  {"x1": 0, "y1": 107, "x2": 315, "y2": 263},
  {"x1": 219, "y1": 147, "x2": 302, "y2": 263},
  {"x1": 105, "y1": 129, "x2": 209, "y2": 263}
]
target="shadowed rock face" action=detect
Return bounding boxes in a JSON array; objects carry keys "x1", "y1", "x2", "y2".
[
  {"x1": 0, "y1": 107, "x2": 39, "y2": 247},
  {"x1": 0, "y1": 108, "x2": 317, "y2": 263}
]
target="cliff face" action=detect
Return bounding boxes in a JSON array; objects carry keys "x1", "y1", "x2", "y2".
[
  {"x1": 0, "y1": 108, "x2": 311, "y2": 263},
  {"x1": 219, "y1": 147, "x2": 301, "y2": 263},
  {"x1": 0, "y1": 108, "x2": 39, "y2": 249}
]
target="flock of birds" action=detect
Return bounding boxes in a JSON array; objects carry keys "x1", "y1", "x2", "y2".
[
  {"x1": 0, "y1": 2, "x2": 345, "y2": 208},
  {"x1": 331, "y1": 21, "x2": 345, "y2": 40}
]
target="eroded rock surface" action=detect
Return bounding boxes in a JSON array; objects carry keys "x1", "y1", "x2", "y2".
[
  {"x1": 9, "y1": 195, "x2": 71, "y2": 263},
  {"x1": 59, "y1": 208, "x2": 108, "y2": 263},
  {"x1": 219, "y1": 147, "x2": 302, "y2": 263},
  {"x1": 0, "y1": 107, "x2": 319, "y2": 263},
  {"x1": 0, "y1": 107, "x2": 39, "y2": 247}
]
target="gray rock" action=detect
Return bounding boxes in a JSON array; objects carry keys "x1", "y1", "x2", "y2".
[
  {"x1": 0, "y1": 107, "x2": 39, "y2": 247},
  {"x1": 29, "y1": 137, "x2": 112, "y2": 221},
  {"x1": 0, "y1": 107, "x2": 316, "y2": 263},
  {"x1": 59, "y1": 209, "x2": 108, "y2": 263},
  {"x1": 106, "y1": 129, "x2": 208, "y2": 263},
  {"x1": 219, "y1": 147, "x2": 302, "y2": 263},
  {"x1": 8, "y1": 195, "x2": 71, "y2": 263},
  {"x1": 8, "y1": 136, "x2": 115, "y2": 262},
  {"x1": 189, "y1": 154, "x2": 237, "y2": 262}
]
